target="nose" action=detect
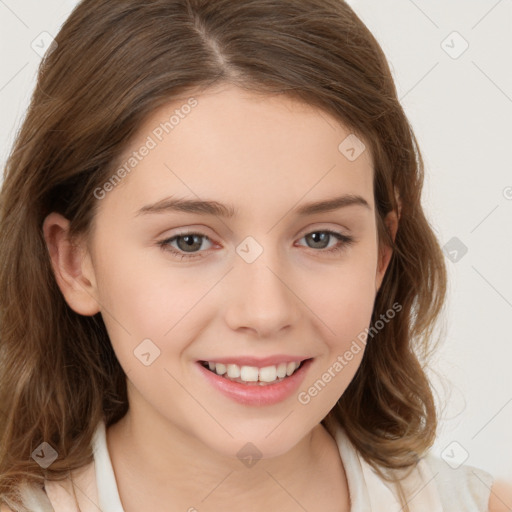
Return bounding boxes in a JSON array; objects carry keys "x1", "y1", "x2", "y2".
[{"x1": 223, "y1": 252, "x2": 302, "y2": 339}]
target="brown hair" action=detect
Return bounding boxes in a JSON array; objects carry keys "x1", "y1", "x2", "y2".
[{"x1": 0, "y1": 0, "x2": 447, "y2": 509}]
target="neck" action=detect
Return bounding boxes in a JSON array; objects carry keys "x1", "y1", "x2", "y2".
[{"x1": 106, "y1": 388, "x2": 349, "y2": 511}]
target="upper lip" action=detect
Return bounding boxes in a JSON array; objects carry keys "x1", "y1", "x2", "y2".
[{"x1": 199, "y1": 356, "x2": 311, "y2": 367}]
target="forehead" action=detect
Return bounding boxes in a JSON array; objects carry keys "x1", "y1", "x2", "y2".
[{"x1": 99, "y1": 85, "x2": 374, "y2": 221}]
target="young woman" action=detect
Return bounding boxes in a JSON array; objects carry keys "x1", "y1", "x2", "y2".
[{"x1": 1, "y1": 0, "x2": 510, "y2": 510}]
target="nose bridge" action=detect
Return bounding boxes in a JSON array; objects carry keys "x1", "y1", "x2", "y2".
[{"x1": 224, "y1": 236, "x2": 301, "y2": 337}]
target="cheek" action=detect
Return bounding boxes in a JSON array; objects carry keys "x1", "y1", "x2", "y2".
[
  {"x1": 298, "y1": 243, "x2": 378, "y2": 405},
  {"x1": 297, "y1": 264, "x2": 375, "y2": 414},
  {"x1": 92, "y1": 244, "x2": 210, "y2": 375},
  {"x1": 94, "y1": 242, "x2": 207, "y2": 332},
  {"x1": 308, "y1": 247, "x2": 378, "y2": 340}
]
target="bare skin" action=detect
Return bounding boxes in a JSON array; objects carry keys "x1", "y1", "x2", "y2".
[
  {"x1": 43, "y1": 83, "x2": 399, "y2": 510},
  {"x1": 107, "y1": 412, "x2": 351, "y2": 511}
]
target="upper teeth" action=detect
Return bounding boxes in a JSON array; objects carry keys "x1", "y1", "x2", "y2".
[{"x1": 206, "y1": 361, "x2": 301, "y2": 383}]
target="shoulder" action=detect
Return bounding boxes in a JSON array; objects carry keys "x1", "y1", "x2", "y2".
[
  {"x1": 488, "y1": 479, "x2": 512, "y2": 511},
  {"x1": 422, "y1": 453, "x2": 512, "y2": 512}
]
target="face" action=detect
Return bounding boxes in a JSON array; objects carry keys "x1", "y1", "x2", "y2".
[{"x1": 64, "y1": 84, "x2": 393, "y2": 459}]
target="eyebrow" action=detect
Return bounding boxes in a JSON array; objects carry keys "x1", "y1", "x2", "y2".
[{"x1": 135, "y1": 194, "x2": 371, "y2": 218}]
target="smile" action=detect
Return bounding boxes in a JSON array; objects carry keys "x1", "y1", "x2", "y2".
[
  {"x1": 196, "y1": 357, "x2": 313, "y2": 406},
  {"x1": 200, "y1": 360, "x2": 304, "y2": 385}
]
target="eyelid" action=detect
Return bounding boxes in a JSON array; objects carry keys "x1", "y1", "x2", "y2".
[
  {"x1": 296, "y1": 222, "x2": 352, "y2": 237},
  {"x1": 158, "y1": 224, "x2": 355, "y2": 260},
  {"x1": 161, "y1": 223, "x2": 351, "y2": 245}
]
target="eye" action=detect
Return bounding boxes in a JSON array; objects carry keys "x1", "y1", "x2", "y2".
[
  {"x1": 158, "y1": 229, "x2": 354, "y2": 260},
  {"x1": 158, "y1": 233, "x2": 214, "y2": 260},
  {"x1": 296, "y1": 230, "x2": 354, "y2": 255}
]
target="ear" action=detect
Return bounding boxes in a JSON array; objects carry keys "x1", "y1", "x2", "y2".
[
  {"x1": 375, "y1": 207, "x2": 399, "y2": 293},
  {"x1": 42, "y1": 212, "x2": 100, "y2": 316}
]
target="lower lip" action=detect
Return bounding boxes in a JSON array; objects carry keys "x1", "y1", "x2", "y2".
[{"x1": 196, "y1": 359, "x2": 313, "y2": 406}]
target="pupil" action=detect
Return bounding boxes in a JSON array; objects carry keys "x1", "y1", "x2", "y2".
[
  {"x1": 179, "y1": 235, "x2": 201, "y2": 251},
  {"x1": 309, "y1": 232, "x2": 328, "y2": 248}
]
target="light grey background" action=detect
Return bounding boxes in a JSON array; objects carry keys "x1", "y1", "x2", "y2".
[{"x1": 1, "y1": 0, "x2": 511, "y2": 485}]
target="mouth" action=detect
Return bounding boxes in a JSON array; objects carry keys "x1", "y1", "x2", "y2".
[
  {"x1": 199, "y1": 359, "x2": 309, "y2": 386},
  {"x1": 196, "y1": 357, "x2": 314, "y2": 406}
]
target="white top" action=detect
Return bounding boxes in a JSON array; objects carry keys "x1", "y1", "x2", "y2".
[{"x1": 15, "y1": 420, "x2": 494, "y2": 511}]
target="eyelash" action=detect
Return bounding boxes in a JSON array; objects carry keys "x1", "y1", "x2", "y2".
[{"x1": 157, "y1": 230, "x2": 355, "y2": 261}]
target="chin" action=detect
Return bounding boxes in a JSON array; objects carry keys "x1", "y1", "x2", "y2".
[{"x1": 193, "y1": 420, "x2": 311, "y2": 462}]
